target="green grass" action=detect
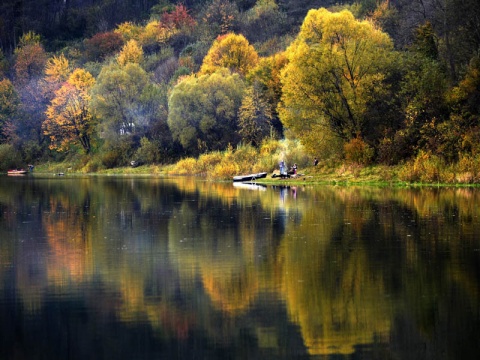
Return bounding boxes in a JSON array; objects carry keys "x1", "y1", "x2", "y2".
[{"x1": 30, "y1": 143, "x2": 480, "y2": 187}]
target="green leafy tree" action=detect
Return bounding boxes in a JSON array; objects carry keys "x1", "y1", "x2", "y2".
[
  {"x1": 279, "y1": 8, "x2": 395, "y2": 154},
  {"x1": 439, "y1": 56, "x2": 480, "y2": 159},
  {"x1": 411, "y1": 21, "x2": 438, "y2": 60},
  {"x1": 400, "y1": 53, "x2": 448, "y2": 155},
  {"x1": 247, "y1": 52, "x2": 288, "y2": 137},
  {"x1": 239, "y1": 0, "x2": 288, "y2": 43},
  {"x1": 168, "y1": 69, "x2": 245, "y2": 155},
  {"x1": 448, "y1": 56, "x2": 480, "y2": 126},
  {"x1": 238, "y1": 85, "x2": 273, "y2": 147},
  {"x1": 393, "y1": 0, "x2": 480, "y2": 81},
  {"x1": 91, "y1": 62, "x2": 161, "y2": 140},
  {"x1": 0, "y1": 78, "x2": 19, "y2": 143}
]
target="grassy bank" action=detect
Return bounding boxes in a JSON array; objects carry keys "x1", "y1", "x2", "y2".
[
  {"x1": 31, "y1": 159, "x2": 412, "y2": 186},
  {"x1": 29, "y1": 141, "x2": 480, "y2": 187},
  {"x1": 31, "y1": 161, "x2": 480, "y2": 187}
]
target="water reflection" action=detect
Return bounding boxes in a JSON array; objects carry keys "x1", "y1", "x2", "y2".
[{"x1": 1, "y1": 175, "x2": 479, "y2": 359}]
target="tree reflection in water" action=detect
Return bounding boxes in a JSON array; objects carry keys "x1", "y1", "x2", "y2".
[{"x1": 0, "y1": 176, "x2": 479, "y2": 359}]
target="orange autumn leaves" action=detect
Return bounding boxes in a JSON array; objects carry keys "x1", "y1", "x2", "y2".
[{"x1": 43, "y1": 67, "x2": 95, "y2": 153}]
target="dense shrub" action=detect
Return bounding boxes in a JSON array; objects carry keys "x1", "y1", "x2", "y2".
[
  {"x1": 398, "y1": 151, "x2": 448, "y2": 183},
  {"x1": 210, "y1": 160, "x2": 239, "y2": 179},
  {"x1": 84, "y1": 32, "x2": 124, "y2": 61},
  {"x1": 0, "y1": 144, "x2": 22, "y2": 171},
  {"x1": 455, "y1": 154, "x2": 480, "y2": 183},
  {"x1": 197, "y1": 152, "x2": 223, "y2": 175},
  {"x1": 378, "y1": 135, "x2": 403, "y2": 165},
  {"x1": 133, "y1": 137, "x2": 161, "y2": 164},
  {"x1": 344, "y1": 137, "x2": 374, "y2": 165},
  {"x1": 169, "y1": 157, "x2": 198, "y2": 175},
  {"x1": 82, "y1": 156, "x2": 105, "y2": 173},
  {"x1": 100, "y1": 138, "x2": 136, "y2": 168},
  {"x1": 231, "y1": 143, "x2": 258, "y2": 171}
]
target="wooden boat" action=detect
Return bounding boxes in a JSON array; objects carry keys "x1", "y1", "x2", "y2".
[
  {"x1": 233, "y1": 172, "x2": 267, "y2": 182},
  {"x1": 7, "y1": 169, "x2": 28, "y2": 175}
]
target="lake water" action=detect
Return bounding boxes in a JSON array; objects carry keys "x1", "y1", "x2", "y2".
[{"x1": 0, "y1": 174, "x2": 479, "y2": 359}]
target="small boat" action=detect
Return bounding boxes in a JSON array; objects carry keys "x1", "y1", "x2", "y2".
[
  {"x1": 233, "y1": 172, "x2": 267, "y2": 182},
  {"x1": 7, "y1": 169, "x2": 28, "y2": 175}
]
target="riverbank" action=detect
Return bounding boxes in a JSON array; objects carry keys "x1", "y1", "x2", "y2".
[
  {"x1": 28, "y1": 158, "x2": 480, "y2": 187},
  {"x1": 27, "y1": 162, "x2": 444, "y2": 187}
]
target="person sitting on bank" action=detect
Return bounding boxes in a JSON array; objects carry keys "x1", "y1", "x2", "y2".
[
  {"x1": 314, "y1": 158, "x2": 318, "y2": 166},
  {"x1": 288, "y1": 163, "x2": 297, "y2": 176},
  {"x1": 292, "y1": 163, "x2": 297, "y2": 175}
]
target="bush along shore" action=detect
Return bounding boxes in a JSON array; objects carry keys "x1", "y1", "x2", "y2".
[{"x1": 28, "y1": 140, "x2": 480, "y2": 187}]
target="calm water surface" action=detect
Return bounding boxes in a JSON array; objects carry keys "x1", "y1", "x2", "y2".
[{"x1": 0, "y1": 175, "x2": 479, "y2": 359}]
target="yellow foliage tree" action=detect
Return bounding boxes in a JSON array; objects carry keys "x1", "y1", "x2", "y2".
[
  {"x1": 117, "y1": 39, "x2": 144, "y2": 66},
  {"x1": 43, "y1": 69, "x2": 96, "y2": 153},
  {"x1": 139, "y1": 20, "x2": 176, "y2": 46},
  {"x1": 279, "y1": 9, "x2": 395, "y2": 154},
  {"x1": 44, "y1": 54, "x2": 71, "y2": 84},
  {"x1": 200, "y1": 33, "x2": 259, "y2": 76},
  {"x1": 115, "y1": 21, "x2": 143, "y2": 42}
]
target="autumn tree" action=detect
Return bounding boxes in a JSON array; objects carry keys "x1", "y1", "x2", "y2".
[
  {"x1": 44, "y1": 54, "x2": 71, "y2": 85},
  {"x1": 279, "y1": 8, "x2": 395, "y2": 155},
  {"x1": 448, "y1": 56, "x2": 480, "y2": 126},
  {"x1": 437, "y1": 56, "x2": 480, "y2": 159},
  {"x1": 168, "y1": 69, "x2": 245, "y2": 155},
  {"x1": 390, "y1": 51, "x2": 449, "y2": 161},
  {"x1": 277, "y1": 0, "x2": 330, "y2": 26},
  {"x1": 138, "y1": 20, "x2": 176, "y2": 52},
  {"x1": 12, "y1": 32, "x2": 49, "y2": 159},
  {"x1": 247, "y1": 52, "x2": 288, "y2": 137},
  {"x1": 238, "y1": 85, "x2": 273, "y2": 147},
  {"x1": 84, "y1": 31, "x2": 124, "y2": 62},
  {"x1": 43, "y1": 69, "x2": 96, "y2": 154},
  {"x1": 161, "y1": 4, "x2": 196, "y2": 31},
  {"x1": 198, "y1": 0, "x2": 239, "y2": 38},
  {"x1": 115, "y1": 22, "x2": 143, "y2": 42},
  {"x1": 117, "y1": 39, "x2": 144, "y2": 66},
  {"x1": 239, "y1": 0, "x2": 288, "y2": 43},
  {"x1": 200, "y1": 33, "x2": 258, "y2": 76},
  {"x1": 43, "y1": 54, "x2": 72, "y2": 104},
  {"x1": 14, "y1": 32, "x2": 47, "y2": 85}
]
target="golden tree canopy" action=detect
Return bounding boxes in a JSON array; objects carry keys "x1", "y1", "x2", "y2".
[
  {"x1": 117, "y1": 39, "x2": 144, "y2": 66},
  {"x1": 200, "y1": 33, "x2": 259, "y2": 77},
  {"x1": 279, "y1": 8, "x2": 394, "y2": 153},
  {"x1": 43, "y1": 68, "x2": 96, "y2": 153},
  {"x1": 45, "y1": 54, "x2": 71, "y2": 84}
]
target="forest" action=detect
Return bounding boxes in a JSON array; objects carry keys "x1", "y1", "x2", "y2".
[{"x1": 0, "y1": 0, "x2": 479, "y2": 181}]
